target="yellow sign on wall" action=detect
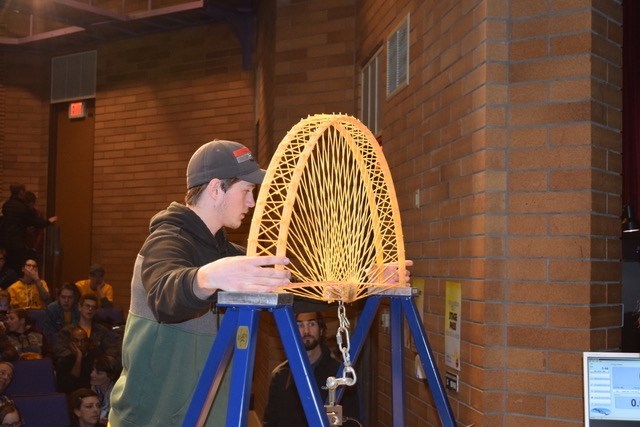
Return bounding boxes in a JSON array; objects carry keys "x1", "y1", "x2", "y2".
[{"x1": 444, "y1": 281, "x2": 461, "y2": 371}]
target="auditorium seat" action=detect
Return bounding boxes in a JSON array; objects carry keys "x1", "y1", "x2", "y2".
[
  {"x1": 25, "y1": 309, "x2": 46, "y2": 332},
  {"x1": 5, "y1": 357, "x2": 56, "y2": 395},
  {"x1": 13, "y1": 392, "x2": 70, "y2": 427}
]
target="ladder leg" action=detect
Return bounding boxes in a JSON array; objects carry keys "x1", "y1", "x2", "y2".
[
  {"x1": 225, "y1": 307, "x2": 261, "y2": 427},
  {"x1": 390, "y1": 298, "x2": 406, "y2": 427},
  {"x1": 401, "y1": 298, "x2": 456, "y2": 427},
  {"x1": 183, "y1": 308, "x2": 239, "y2": 427},
  {"x1": 272, "y1": 306, "x2": 329, "y2": 427}
]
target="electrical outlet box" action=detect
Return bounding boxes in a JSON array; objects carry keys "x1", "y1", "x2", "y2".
[{"x1": 445, "y1": 371, "x2": 459, "y2": 392}]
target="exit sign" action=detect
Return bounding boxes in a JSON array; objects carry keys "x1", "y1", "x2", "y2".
[{"x1": 68, "y1": 101, "x2": 87, "y2": 119}]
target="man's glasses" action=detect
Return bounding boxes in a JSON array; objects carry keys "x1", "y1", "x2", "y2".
[
  {"x1": 0, "y1": 370, "x2": 13, "y2": 379},
  {"x1": 24, "y1": 263, "x2": 37, "y2": 268},
  {"x1": 82, "y1": 305, "x2": 97, "y2": 311}
]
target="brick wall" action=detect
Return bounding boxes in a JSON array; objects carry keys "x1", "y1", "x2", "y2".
[
  {"x1": 271, "y1": 0, "x2": 357, "y2": 140},
  {"x1": 354, "y1": 0, "x2": 623, "y2": 426},
  {"x1": 0, "y1": 0, "x2": 627, "y2": 425},
  {"x1": 92, "y1": 25, "x2": 256, "y2": 308},
  {"x1": 0, "y1": 51, "x2": 51, "y2": 210}
]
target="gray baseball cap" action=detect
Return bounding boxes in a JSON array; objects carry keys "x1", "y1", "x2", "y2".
[{"x1": 186, "y1": 140, "x2": 266, "y2": 188}]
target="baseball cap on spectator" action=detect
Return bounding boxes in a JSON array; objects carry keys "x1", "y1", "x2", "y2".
[{"x1": 89, "y1": 264, "x2": 105, "y2": 277}]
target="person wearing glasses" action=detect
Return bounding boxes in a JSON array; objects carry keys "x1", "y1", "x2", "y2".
[
  {"x1": 7, "y1": 258, "x2": 51, "y2": 309},
  {"x1": 54, "y1": 325, "x2": 97, "y2": 393},
  {"x1": 76, "y1": 294, "x2": 120, "y2": 359}
]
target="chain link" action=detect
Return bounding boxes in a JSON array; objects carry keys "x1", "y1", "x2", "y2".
[{"x1": 335, "y1": 301, "x2": 356, "y2": 386}]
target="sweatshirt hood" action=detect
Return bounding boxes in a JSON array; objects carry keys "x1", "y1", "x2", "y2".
[{"x1": 148, "y1": 202, "x2": 222, "y2": 247}]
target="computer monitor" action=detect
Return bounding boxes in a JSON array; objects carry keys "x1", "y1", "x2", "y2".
[{"x1": 583, "y1": 352, "x2": 640, "y2": 427}]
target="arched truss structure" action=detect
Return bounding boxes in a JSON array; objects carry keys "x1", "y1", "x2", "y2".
[{"x1": 248, "y1": 114, "x2": 407, "y2": 303}]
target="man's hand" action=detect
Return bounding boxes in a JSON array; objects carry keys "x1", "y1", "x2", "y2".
[
  {"x1": 24, "y1": 266, "x2": 40, "y2": 282},
  {"x1": 367, "y1": 260, "x2": 414, "y2": 285},
  {"x1": 194, "y1": 255, "x2": 291, "y2": 299}
]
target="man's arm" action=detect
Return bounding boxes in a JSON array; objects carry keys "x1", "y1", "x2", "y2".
[{"x1": 141, "y1": 233, "x2": 290, "y2": 323}]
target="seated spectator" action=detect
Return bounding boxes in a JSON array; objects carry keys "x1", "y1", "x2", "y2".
[
  {"x1": 5, "y1": 308, "x2": 46, "y2": 359},
  {"x1": 0, "y1": 361, "x2": 15, "y2": 407},
  {"x1": 90, "y1": 355, "x2": 121, "y2": 425},
  {"x1": 54, "y1": 325, "x2": 97, "y2": 393},
  {"x1": 75, "y1": 264, "x2": 113, "y2": 308},
  {"x1": 0, "y1": 290, "x2": 10, "y2": 328},
  {"x1": 0, "y1": 402, "x2": 23, "y2": 427},
  {"x1": 0, "y1": 248, "x2": 18, "y2": 290},
  {"x1": 77, "y1": 295, "x2": 120, "y2": 358},
  {"x1": 69, "y1": 388, "x2": 105, "y2": 427},
  {"x1": 42, "y1": 282, "x2": 80, "y2": 350},
  {"x1": 7, "y1": 258, "x2": 51, "y2": 309},
  {"x1": 0, "y1": 333, "x2": 19, "y2": 363}
]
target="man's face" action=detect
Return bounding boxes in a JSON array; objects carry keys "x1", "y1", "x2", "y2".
[
  {"x1": 74, "y1": 396, "x2": 100, "y2": 425},
  {"x1": 71, "y1": 329, "x2": 89, "y2": 353},
  {"x1": 0, "y1": 363, "x2": 14, "y2": 393},
  {"x1": 89, "y1": 273, "x2": 104, "y2": 290},
  {"x1": 22, "y1": 260, "x2": 38, "y2": 281},
  {"x1": 297, "y1": 312, "x2": 321, "y2": 351},
  {"x1": 58, "y1": 289, "x2": 75, "y2": 310},
  {"x1": 80, "y1": 299, "x2": 98, "y2": 320},
  {"x1": 6, "y1": 312, "x2": 23, "y2": 332},
  {"x1": 218, "y1": 180, "x2": 256, "y2": 229}
]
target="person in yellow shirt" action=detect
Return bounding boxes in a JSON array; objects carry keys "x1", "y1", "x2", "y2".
[
  {"x1": 7, "y1": 258, "x2": 51, "y2": 309},
  {"x1": 75, "y1": 264, "x2": 114, "y2": 308}
]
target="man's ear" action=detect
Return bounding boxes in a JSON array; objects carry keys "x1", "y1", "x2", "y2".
[{"x1": 206, "y1": 178, "x2": 222, "y2": 199}]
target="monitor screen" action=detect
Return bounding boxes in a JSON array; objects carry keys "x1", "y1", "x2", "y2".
[{"x1": 584, "y1": 352, "x2": 640, "y2": 427}]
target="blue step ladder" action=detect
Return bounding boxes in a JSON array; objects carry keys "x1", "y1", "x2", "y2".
[{"x1": 183, "y1": 288, "x2": 456, "y2": 427}]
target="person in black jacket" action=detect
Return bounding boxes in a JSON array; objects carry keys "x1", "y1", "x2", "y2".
[
  {"x1": 0, "y1": 248, "x2": 18, "y2": 290},
  {"x1": 263, "y1": 311, "x2": 361, "y2": 427},
  {"x1": 0, "y1": 184, "x2": 57, "y2": 272},
  {"x1": 109, "y1": 140, "x2": 292, "y2": 426}
]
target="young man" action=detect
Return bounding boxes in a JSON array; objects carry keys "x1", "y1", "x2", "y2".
[
  {"x1": 263, "y1": 311, "x2": 360, "y2": 426},
  {"x1": 75, "y1": 264, "x2": 114, "y2": 308},
  {"x1": 76, "y1": 294, "x2": 120, "y2": 358},
  {"x1": 110, "y1": 140, "x2": 291, "y2": 426},
  {"x1": 7, "y1": 258, "x2": 51, "y2": 309},
  {"x1": 42, "y1": 282, "x2": 80, "y2": 348}
]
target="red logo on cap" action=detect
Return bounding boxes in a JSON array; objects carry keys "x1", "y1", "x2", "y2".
[{"x1": 233, "y1": 147, "x2": 252, "y2": 163}]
